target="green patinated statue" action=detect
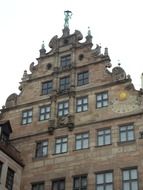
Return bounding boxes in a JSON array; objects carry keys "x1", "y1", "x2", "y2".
[{"x1": 64, "y1": 10, "x2": 72, "y2": 28}]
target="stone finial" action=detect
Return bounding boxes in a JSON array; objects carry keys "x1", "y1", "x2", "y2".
[
  {"x1": 117, "y1": 60, "x2": 121, "y2": 67},
  {"x1": 22, "y1": 70, "x2": 29, "y2": 81},
  {"x1": 41, "y1": 41, "x2": 45, "y2": 49},
  {"x1": 104, "y1": 47, "x2": 108, "y2": 56},
  {"x1": 62, "y1": 27, "x2": 70, "y2": 37},
  {"x1": 86, "y1": 27, "x2": 92, "y2": 43},
  {"x1": 87, "y1": 27, "x2": 92, "y2": 36},
  {"x1": 39, "y1": 41, "x2": 46, "y2": 57}
]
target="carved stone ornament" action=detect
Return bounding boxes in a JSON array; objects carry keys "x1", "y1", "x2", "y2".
[
  {"x1": 5, "y1": 93, "x2": 18, "y2": 108},
  {"x1": 93, "y1": 44, "x2": 101, "y2": 56},
  {"x1": 112, "y1": 66, "x2": 126, "y2": 81},
  {"x1": 48, "y1": 119, "x2": 55, "y2": 135},
  {"x1": 50, "y1": 93, "x2": 57, "y2": 102},
  {"x1": 75, "y1": 30, "x2": 83, "y2": 41},
  {"x1": 49, "y1": 35, "x2": 58, "y2": 50},
  {"x1": 57, "y1": 116, "x2": 69, "y2": 127},
  {"x1": 48, "y1": 126, "x2": 55, "y2": 135},
  {"x1": 57, "y1": 114, "x2": 75, "y2": 129},
  {"x1": 29, "y1": 62, "x2": 37, "y2": 73},
  {"x1": 67, "y1": 122, "x2": 74, "y2": 131}
]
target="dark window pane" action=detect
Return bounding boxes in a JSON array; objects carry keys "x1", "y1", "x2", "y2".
[
  {"x1": 96, "y1": 172, "x2": 113, "y2": 190},
  {"x1": 96, "y1": 92, "x2": 108, "y2": 108},
  {"x1": 120, "y1": 125, "x2": 135, "y2": 142},
  {"x1": 73, "y1": 175, "x2": 87, "y2": 190},
  {"x1": 42, "y1": 81, "x2": 52, "y2": 95},
  {"x1": 75, "y1": 133, "x2": 89, "y2": 150},
  {"x1": 61, "y1": 55, "x2": 71, "y2": 68},
  {"x1": 22, "y1": 109, "x2": 33, "y2": 125},
  {"x1": 97, "y1": 129, "x2": 111, "y2": 146},
  {"x1": 59, "y1": 76, "x2": 70, "y2": 91},
  {"x1": 5, "y1": 168, "x2": 14, "y2": 190},
  {"x1": 52, "y1": 179, "x2": 65, "y2": 190},
  {"x1": 32, "y1": 182, "x2": 44, "y2": 190},
  {"x1": 58, "y1": 101, "x2": 69, "y2": 116},
  {"x1": 76, "y1": 97, "x2": 88, "y2": 113},
  {"x1": 39, "y1": 105, "x2": 51, "y2": 121},
  {"x1": 55, "y1": 137, "x2": 68, "y2": 154},
  {"x1": 36, "y1": 141, "x2": 48, "y2": 158},
  {"x1": 77, "y1": 71, "x2": 89, "y2": 86},
  {"x1": 0, "y1": 162, "x2": 2, "y2": 180},
  {"x1": 122, "y1": 168, "x2": 138, "y2": 190}
]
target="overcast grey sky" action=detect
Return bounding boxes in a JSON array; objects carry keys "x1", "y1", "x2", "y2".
[{"x1": 0, "y1": 0, "x2": 143, "y2": 108}]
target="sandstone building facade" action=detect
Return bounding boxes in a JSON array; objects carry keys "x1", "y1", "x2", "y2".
[{"x1": 0, "y1": 13, "x2": 143, "y2": 190}]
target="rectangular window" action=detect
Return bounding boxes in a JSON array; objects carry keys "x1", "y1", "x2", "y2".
[
  {"x1": 77, "y1": 71, "x2": 89, "y2": 86},
  {"x1": 122, "y1": 168, "x2": 138, "y2": 190},
  {"x1": 5, "y1": 167, "x2": 15, "y2": 190},
  {"x1": 61, "y1": 55, "x2": 71, "y2": 68},
  {"x1": 52, "y1": 179, "x2": 65, "y2": 190},
  {"x1": 22, "y1": 109, "x2": 32, "y2": 125},
  {"x1": 1, "y1": 132, "x2": 9, "y2": 142},
  {"x1": 35, "y1": 141, "x2": 48, "y2": 158},
  {"x1": 39, "y1": 105, "x2": 51, "y2": 121},
  {"x1": 58, "y1": 101, "x2": 69, "y2": 116},
  {"x1": 42, "y1": 81, "x2": 52, "y2": 95},
  {"x1": 76, "y1": 96, "x2": 88, "y2": 113},
  {"x1": 59, "y1": 76, "x2": 70, "y2": 91},
  {"x1": 97, "y1": 128, "x2": 111, "y2": 146},
  {"x1": 120, "y1": 124, "x2": 135, "y2": 142},
  {"x1": 55, "y1": 137, "x2": 68, "y2": 154},
  {"x1": 75, "y1": 133, "x2": 89, "y2": 150},
  {"x1": 73, "y1": 175, "x2": 87, "y2": 190},
  {"x1": 96, "y1": 92, "x2": 108, "y2": 108},
  {"x1": 0, "y1": 162, "x2": 3, "y2": 180},
  {"x1": 32, "y1": 182, "x2": 44, "y2": 190},
  {"x1": 96, "y1": 171, "x2": 113, "y2": 190}
]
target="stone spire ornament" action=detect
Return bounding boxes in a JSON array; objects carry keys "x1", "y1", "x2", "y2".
[
  {"x1": 39, "y1": 41, "x2": 46, "y2": 57},
  {"x1": 41, "y1": 40, "x2": 45, "y2": 49},
  {"x1": 86, "y1": 27, "x2": 92, "y2": 43}
]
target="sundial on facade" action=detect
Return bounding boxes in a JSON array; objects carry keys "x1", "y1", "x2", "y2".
[{"x1": 111, "y1": 90, "x2": 140, "y2": 113}]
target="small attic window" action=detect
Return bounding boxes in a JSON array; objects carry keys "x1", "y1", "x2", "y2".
[
  {"x1": 0, "y1": 132, "x2": 9, "y2": 142},
  {"x1": 0, "y1": 121, "x2": 12, "y2": 143},
  {"x1": 60, "y1": 55, "x2": 71, "y2": 68},
  {"x1": 47, "y1": 63, "x2": 52, "y2": 70},
  {"x1": 79, "y1": 54, "x2": 84, "y2": 61},
  {"x1": 64, "y1": 38, "x2": 68, "y2": 45},
  {"x1": 0, "y1": 128, "x2": 9, "y2": 142}
]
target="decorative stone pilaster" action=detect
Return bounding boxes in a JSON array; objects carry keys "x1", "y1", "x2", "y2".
[
  {"x1": 50, "y1": 92, "x2": 57, "y2": 120},
  {"x1": 48, "y1": 119, "x2": 55, "y2": 135},
  {"x1": 69, "y1": 93, "x2": 75, "y2": 115}
]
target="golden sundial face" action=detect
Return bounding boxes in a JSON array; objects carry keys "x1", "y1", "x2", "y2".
[
  {"x1": 118, "y1": 91, "x2": 128, "y2": 101},
  {"x1": 111, "y1": 91, "x2": 139, "y2": 113}
]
